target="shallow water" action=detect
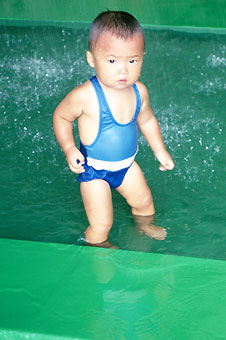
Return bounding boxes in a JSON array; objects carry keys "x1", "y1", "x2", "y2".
[{"x1": 0, "y1": 25, "x2": 226, "y2": 260}]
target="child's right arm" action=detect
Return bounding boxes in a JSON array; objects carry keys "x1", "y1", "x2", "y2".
[{"x1": 53, "y1": 89, "x2": 85, "y2": 174}]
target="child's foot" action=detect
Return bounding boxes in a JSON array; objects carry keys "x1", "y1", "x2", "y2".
[
  {"x1": 139, "y1": 225, "x2": 167, "y2": 240},
  {"x1": 86, "y1": 240, "x2": 118, "y2": 249},
  {"x1": 77, "y1": 234, "x2": 118, "y2": 249}
]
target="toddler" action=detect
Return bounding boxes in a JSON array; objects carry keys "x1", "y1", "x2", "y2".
[{"x1": 53, "y1": 11, "x2": 174, "y2": 246}]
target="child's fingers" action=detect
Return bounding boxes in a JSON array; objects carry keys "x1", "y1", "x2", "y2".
[
  {"x1": 159, "y1": 160, "x2": 175, "y2": 171},
  {"x1": 69, "y1": 158, "x2": 85, "y2": 173},
  {"x1": 69, "y1": 163, "x2": 85, "y2": 173},
  {"x1": 166, "y1": 160, "x2": 175, "y2": 170},
  {"x1": 159, "y1": 164, "x2": 167, "y2": 171},
  {"x1": 76, "y1": 158, "x2": 85, "y2": 166}
]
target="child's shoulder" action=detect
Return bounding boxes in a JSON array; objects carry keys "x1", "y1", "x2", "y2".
[
  {"x1": 135, "y1": 81, "x2": 149, "y2": 101},
  {"x1": 68, "y1": 79, "x2": 93, "y2": 103},
  {"x1": 58, "y1": 79, "x2": 95, "y2": 118},
  {"x1": 135, "y1": 81, "x2": 148, "y2": 93}
]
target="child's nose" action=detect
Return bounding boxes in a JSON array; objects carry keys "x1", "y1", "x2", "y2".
[{"x1": 118, "y1": 62, "x2": 128, "y2": 74}]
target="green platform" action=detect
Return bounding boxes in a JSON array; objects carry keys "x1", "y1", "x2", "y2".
[{"x1": 1, "y1": 238, "x2": 226, "y2": 340}]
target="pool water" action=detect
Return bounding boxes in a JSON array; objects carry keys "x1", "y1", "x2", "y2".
[{"x1": 1, "y1": 25, "x2": 226, "y2": 260}]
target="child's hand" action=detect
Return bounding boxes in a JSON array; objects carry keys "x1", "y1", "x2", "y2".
[
  {"x1": 155, "y1": 150, "x2": 175, "y2": 172},
  {"x1": 65, "y1": 146, "x2": 85, "y2": 174}
]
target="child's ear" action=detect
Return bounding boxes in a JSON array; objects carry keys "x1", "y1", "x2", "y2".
[{"x1": 86, "y1": 51, "x2": 95, "y2": 68}]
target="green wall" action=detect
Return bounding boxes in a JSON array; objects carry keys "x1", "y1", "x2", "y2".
[{"x1": 1, "y1": 0, "x2": 226, "y2": 29}]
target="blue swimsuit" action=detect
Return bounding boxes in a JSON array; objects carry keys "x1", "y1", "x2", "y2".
[{"x1": 77, "y1": 76, "x2": 141, "y2": 188}]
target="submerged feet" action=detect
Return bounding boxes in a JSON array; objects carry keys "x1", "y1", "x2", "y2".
[
  {"x1": 77, "y1": 214, "x2": 167, "y2": 250},
  {"x1": 134, "y1": 215, "x2": 167, "y2": 240},
  {"x1": 138, "y1": 224, "x2": 167, "y2": 240}
]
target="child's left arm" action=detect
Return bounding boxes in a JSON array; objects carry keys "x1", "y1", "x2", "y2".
[{"x1": 137, "y1": 83, "x2": 174, "y2": 171}]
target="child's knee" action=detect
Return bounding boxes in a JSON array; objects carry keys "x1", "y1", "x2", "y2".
[
  {"x1": 89, "y1": 215, "x2": 113, "y2": 236},
  {"x1": 131, "y1": 192, "x2": 155, "y2": 216}
]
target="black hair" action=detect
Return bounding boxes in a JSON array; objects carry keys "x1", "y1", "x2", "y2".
[{"x1": 88, "y1": 11, "x2": 144, "y2": 51}]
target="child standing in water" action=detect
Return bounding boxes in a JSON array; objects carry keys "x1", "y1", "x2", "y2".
[{"x1": 53, "y1": 11, "x2": 174, "y2": 246}]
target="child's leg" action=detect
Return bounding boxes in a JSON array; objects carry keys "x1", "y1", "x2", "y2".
[
  {"x1": 116, "y1": 161, "x2": 155, "y2": 215},
  {"x1": 80, "y1": 179, "x2": 113, "y2": 244},
  {"x1": 116, "y1": 161, "x2": 167, "y2": 240}
]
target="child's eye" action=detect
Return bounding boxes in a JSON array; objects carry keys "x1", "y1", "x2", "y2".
[
  {"x1": 109, "y1": 59, "x2": 116, "y2": 64},
  {"x1": 129, "y1": 59, "x2": 136, "y2": 64}
]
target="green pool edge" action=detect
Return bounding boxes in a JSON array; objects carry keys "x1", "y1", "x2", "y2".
[
  {"x1": 1, "y1": 0, "x2": 226, "y2": 30},
  {"x1": 1, "y1": 0, "x2": 226, "y2": 339},
  {"x1": 1, "y1": 238, "x2": 226, "y2": 340}
]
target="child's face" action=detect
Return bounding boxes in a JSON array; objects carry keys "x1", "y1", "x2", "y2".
[{"x1": 87, "y1": 30, "x2": 144, "y2": 90}]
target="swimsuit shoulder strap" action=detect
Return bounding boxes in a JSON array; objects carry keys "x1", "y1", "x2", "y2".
[
  {"x1": 132, "y1": 83, "x2": 142, "y2": 119},
  {"x1": 90, "y1": 76, "x2": 110, "y2": 114},
  {"x1": 90, "y1": 76, "x2": 141, "y2": 121}
]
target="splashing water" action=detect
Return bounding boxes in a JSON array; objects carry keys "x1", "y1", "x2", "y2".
[{"x1": 0, "y1": 25, "x2": 226, "y2": 259}]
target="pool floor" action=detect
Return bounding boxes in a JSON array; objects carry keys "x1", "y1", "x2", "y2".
[{"x1": 0, "y1": 25, "x2": 226, "y2": 260}]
